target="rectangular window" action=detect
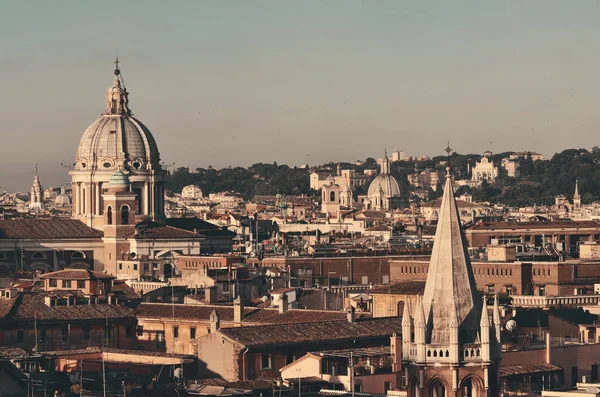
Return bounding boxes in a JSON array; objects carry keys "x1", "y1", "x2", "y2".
[
  {"x1": 382, "y1": 275, "x2": 390, "y2": 284},
  {"x1": 49, "y1": 279, "x2": 57, "y2": 288},
  {"x1": 572, "y1": 366, "x2": 579, "y2": 386},
  {"x1": 173, "y1": 326, "x2": 179, "y2": 339},
  {"x1": 77, "y1": 280, "x2": 85, "y2": 289},
  {"x1": 157, "y1": 331, "x2": 165, "y2": 348},
  {"x1": 119, "y1": 263, "x2": 122, "y2": 270},
  {"x1": 384, "y1": 382, "x2": 392, "y2": 393},
  {"x1": 17, "y1": 330, "x2": 24, "y2": 343},
  {"x1": 190, "y1": 327, "x2": 196, "y2": 339},
  {"x1": 261, "y1": 353, "x2": 271, "y2": 369},
  {"x1": 506, "y1": 286, "x2": 513, "y2": 296},
  {"x1": 144, "y1": 263, "x2": 150, "y2": 272},
  {"x1": 133, "y1": 264, "x2": 138, "y2": 271},
  {"x1": 488, "y1": 285, "x2": 495, "y2": 293},
  {"x1": 361, "y1": 276, "x2": 368, "y2": 285},
  {"x1": 539, "y1": 286, "x2": 546, "y2": 296},
  {"x1": 62, "y1": 326, "x2": 69, "y2": 341},
  {"x1": 63, "y1": 280, "x2": 72, "y2": 288},
  {"x1": 136, "y1": 326, "x2": 144, "y2": 337}
]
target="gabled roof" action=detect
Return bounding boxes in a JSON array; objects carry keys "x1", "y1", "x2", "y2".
[
  {"x1": 4, "y1": 292, "x2": 134, "y2": 323},
  {"x1": 0, "y1": 219, "x2": 102, "y2": 240},
  {"x1": 39, "y1": 269, "x2": 115, "y2": 281},
  {"x1": 128, "y1": 220, "x2": 202, "y2": 240},
  {"x1": 166, "y1": 217, "x2": 236, "y2": 238},
  {"x1": 136, "y1": 304, "x2": 360, "y2": 324},
  {"x1": 219, "y1": 317, "x2": 401, "y2": 348}
]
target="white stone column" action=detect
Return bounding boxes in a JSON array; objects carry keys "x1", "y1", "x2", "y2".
[
  {"x1": 143, "y1": 182, "x2": 148, "y2": 215},
  {"x1": 72, "y1": 183, "x2": 78, "y2": 215},
  {"x1": 95, "y1": 183, "x2": 100, "y2": 215}
]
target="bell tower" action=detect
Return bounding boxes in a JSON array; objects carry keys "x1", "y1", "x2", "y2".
[
  {"x1": 102, "y1": 170, "x2": 137, "y2": 275},
  {"x1": 401, "y1": 155, "x2": 501, "y2": 397}
]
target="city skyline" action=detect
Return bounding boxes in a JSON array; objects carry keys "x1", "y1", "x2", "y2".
[{"x1": 2, "y1": 1, "x2": 600, "y2": 190}]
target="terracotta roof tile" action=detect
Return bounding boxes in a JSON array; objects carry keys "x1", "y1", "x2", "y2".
[
  {"x1": 369, "y1": 281, "x2": 426, "y2": 295},
  {"x1": 39, "y1": 269, "x2": 115, "y2": 280},
  {"x1": 500, "y1": 363, "x2": 562, "y2": 377},
  {"x1": 219, "y1": 317, "x2": 401, "y2": 347},
  {"x1": 0, "y1": 219, "x2": 102, "y2": 240}
]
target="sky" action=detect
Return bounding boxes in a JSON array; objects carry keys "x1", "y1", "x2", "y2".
[{"x1": 1, "y1": 1, "x2": 600, "y2": 190}]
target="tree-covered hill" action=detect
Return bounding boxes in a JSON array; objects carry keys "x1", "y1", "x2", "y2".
[{"x1": 164, "y1": 148, "x2": 600, "y2": 206}]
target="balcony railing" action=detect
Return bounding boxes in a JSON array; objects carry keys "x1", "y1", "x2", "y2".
[{"x1": 511, "y1": 294, "x2": 600, "y2": 308}]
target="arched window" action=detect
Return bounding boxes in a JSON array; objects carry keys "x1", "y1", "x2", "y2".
[
  {"x1": 107, "y1": 206, "x2": 113, "y2": 225},
  {"x1": 31, "y1": 251, "x2": 46, "y2": 260},
  {"x1": 121, "y1": 205, "x2": 130, "y2": 225},
  {"x1": 330, "y1": 191, "x2": 336, "y2": 202},
  {"x1": 71, "y1": 251, "x2": 86, "y2": 260}
]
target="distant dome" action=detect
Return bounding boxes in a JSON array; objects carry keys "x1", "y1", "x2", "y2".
[
  {"x1": 54, "y1": 186, "x2": 71, "y2": 206},
  {"x1": 109, "y1": 170, "x2": 130, "y2": 188},
  {"x1": 367, "y1": 174, "x2": 401, "y2": 198}
]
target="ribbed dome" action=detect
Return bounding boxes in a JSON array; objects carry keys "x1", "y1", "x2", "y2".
[
  {"x1": 54, "y1": 187, "x2": 71, "y2": 206},
  {"x1": 75, "y1": 115, "x2": 159, "y2": 171},
  {"x1": 367, "y1": 174, "x2": 401, "y2": 198},
  {"x1": 74, "y1": 65, "x2": 160, "y2": 172},
  {"x1": 109, "y1": 170, "x2": 130, "y2": 188}
]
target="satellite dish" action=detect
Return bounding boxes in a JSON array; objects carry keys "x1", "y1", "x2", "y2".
[
  {"x1": 506, "y1": 319, "x2": 517, "y2": 332},
  {"x1": 174, "y1": 367, "x2": 183, "y2": 379}
]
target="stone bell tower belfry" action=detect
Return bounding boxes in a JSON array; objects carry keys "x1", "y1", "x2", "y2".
[{"x1": 401, "y1": 148, "x2": 501, "y2": 397}]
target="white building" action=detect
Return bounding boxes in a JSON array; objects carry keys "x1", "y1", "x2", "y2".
[
  {"x1": 181, "y1": 184, "x2": 203, "y2": 199},
  {"x1": 471, "y1": 156, "x2": 499, "y2": 182}
]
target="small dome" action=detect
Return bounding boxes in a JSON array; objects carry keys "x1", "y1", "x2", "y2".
[
  {"x1": 367, "y1": 174, "x2": 401, "y2": 198},
  {"x1": 109, "y1": 170, "x2": 130, "y2": 188},
  {"x1": 54, "y1": 187, "x2": 71, "y2": 206}
]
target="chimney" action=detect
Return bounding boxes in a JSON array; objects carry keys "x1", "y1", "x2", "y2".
[
  {"x1": 205, "y1": 286, "x2": 217, "y2": 304},
  {"x1": 210, "y1": 310, "x2": 220, "y2": 333},
  {"x1": 346, "y1": 306, "x2": 356, "y2": 323},
  {"x1": 279, "y1": 293, "x2": 289, "y2": 314},
  {"x1": 234, "y1": 296, "x2": 245, "y2": 323}
]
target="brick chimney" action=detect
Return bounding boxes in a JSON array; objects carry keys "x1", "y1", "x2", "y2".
[
  {"x1": 346, "y1": 305, "x2": 356, "y2": 323},
  {"x1": 234, "y1": 296, "x2": 245, "y2": 323},
  {"x1": 210, "y1": 310, "x2": 220, "y2": 333},
  {"x1": 205, "y1": 286, "x2": 217, "y2": 304},
  {"x1": 279, "y1": 293, "x2": 289, "y2": 314}
]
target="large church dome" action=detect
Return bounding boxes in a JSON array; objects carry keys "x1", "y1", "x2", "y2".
[
  {"x1": 74, "y1": 64, "x2": 160, "y2": 172},
  {"x1": 367, "y1": 173, "x2": 401, "y2": 197}
]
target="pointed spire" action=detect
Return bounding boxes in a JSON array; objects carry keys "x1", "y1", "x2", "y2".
[
  {"x1": 402, "y1": 300, "x2": 411, "y2": 326},
  {"x1": 493, "y1": 294, "x2": 501, "y2": 327},
  {"x1": 422, "y1": 144, "x2": 480, "y2": 344},
  {"x1": 480, "y1": 296, "x2": 490, "y2": 328},
  {"x1": 574, "y1": 180, "x2": 580, "y2": 199},
  {"x1": 414, "y1": 296, "x2": 425, "y2": 328}
]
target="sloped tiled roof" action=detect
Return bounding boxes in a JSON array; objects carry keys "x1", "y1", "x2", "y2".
[
  {"x1": 0, "y1": 219, "x2": 102, "y2": 239},
  {"x1": 39, "y1": 269, "x2": 114, "y2": 280},
  {"x1": 369, "y1": 280, "x2": 426, "y2": 295},
  {"x1": 500, "y1": 363, "x2": 562, "y2": 377},
  {"x1": 136, "y1": 304, "x2": 360, "y2": 324},
  {"x1": 6, "y1": 293, "x2": 133, "y2": 322},
  {"x1": 220, "y1": 317, "x2": 401, "y2": 348}
]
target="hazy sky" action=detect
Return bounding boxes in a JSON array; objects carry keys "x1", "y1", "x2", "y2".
[{"x1": 2, "y1": 1, "x2": 600, "y2": 190}]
